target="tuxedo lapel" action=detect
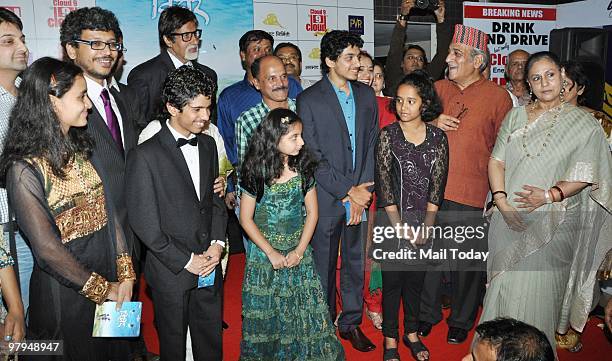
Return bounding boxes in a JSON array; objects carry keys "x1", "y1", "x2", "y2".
[
  {"x1": 197, "y1": 135, "x2": 212, "y2": 205},
  {"x1": 157, "y1": 124, "x2": 200, "y2": 202}
]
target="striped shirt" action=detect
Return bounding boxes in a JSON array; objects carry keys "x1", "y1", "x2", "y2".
[{"x1": 0, "y1": 79, "x2": 20, "y2": 224}]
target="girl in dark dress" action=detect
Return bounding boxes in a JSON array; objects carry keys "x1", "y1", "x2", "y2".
[
  {"x1": 375, "y1": 70, "x2": 448, "y2": 361},
  {"x1": 0, "y1": 57, "x2": 136, "y2": 360}
]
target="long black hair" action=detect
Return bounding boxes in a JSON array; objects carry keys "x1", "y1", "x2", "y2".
[
  {"x1": 240, "y1": 108, "x2": 317, "y2": 202},
  {"x1": 392, "y1": 70, "x2": 442, "y2": 122},
  {"x1": 0, "y1": 57, "x2": 93, "y2": 185}
]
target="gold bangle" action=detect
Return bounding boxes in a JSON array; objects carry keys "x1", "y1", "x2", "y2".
[
  {"x1": 116, "y1": 253, "x2": 137, "y2": 283},
  {"x1": 80, "y1": 272, "x2": 110, "y2": 304}
]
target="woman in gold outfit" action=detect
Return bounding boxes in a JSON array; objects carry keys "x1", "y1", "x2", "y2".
[{"x1": 0, "y1": 57, "x2": 136, "y2": 360}]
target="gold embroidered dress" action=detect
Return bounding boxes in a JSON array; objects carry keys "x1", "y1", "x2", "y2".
[
  {"x1": 480, "y1": 104, "x2": 612, "y2": 349},
  {"x1": 6, "y1": 155, "x2": 135, "y2": 360}
]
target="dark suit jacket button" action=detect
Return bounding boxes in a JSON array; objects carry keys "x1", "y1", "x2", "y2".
[
  {"x1": 200, "y1": 232, "x2": 208, "y2": 239},
  {"x1": 200, "y1": 208, "x2": 206, "y2": 214}
]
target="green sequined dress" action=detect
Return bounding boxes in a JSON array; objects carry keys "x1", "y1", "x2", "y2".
[{"x1": 240, "y1": 176, "x2": 344, "y2": 361}]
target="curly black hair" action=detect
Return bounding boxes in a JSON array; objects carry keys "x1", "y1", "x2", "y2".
[
  {"x1": 320, "y1": 30, "x2": 364, "y2": 74},
  {"x1": 0, "y1": 57, "x2": 93, "y2": 184},
  {"x1": 475, "y1": 318, "x2": 554, "y2": 361},
  {"x1": 392, "y1": 70, "x2": 442, "y2": 122},
  {"x1": 240, "y1": 108, "x2": 317, "y2": 202},
  {"x1": 160, "y1": 66, "x2": 217, "y2": 119},
  {"x1": 158, "y1": 6, "x2": 198, "y2": 49},
  {"x1": 239, "y1": 30, "x2": 274, "y2": 53},
  {"x1": 60, "y1": 7, "x2": 121, "y2": 50}
]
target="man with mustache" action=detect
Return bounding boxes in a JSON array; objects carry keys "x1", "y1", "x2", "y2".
[
  {"x1": 422, "y1": 24, "x2": 512, "y2": 345},
  {"x1": 235, "y1": 55, "x2": 295, "y2": 168},
  {"x1": 127, "y1": 6, "x2": 217, "y2": 127},
  {"x1": 273, "y1": 42, "x2": 316, "y2": 89}
]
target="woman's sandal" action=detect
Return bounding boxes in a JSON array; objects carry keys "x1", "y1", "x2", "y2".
[
  {"x1": 555, "y1": 329, "x2": 583, "y2": 352},
  {"x1": 383, "y1": 344, "x2": 400, "y2": 361},
  {"x1": 366, "y1": 309, "x2": 383, "y2": 330},
  {"x1": 402, "y1": 334, "x2": 430, "y2": 361}
]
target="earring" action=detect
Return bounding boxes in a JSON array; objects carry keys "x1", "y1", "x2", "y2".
[{"x1": 559, "y1": 86, "x2": 566, "y2": 103}]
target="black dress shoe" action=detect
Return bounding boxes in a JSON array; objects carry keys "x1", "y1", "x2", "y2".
[
  {"x1": 447, "y1": 327, "x2": 468, "y2": 344},
  {"x1": 418, "y1": 321, "x2": 433, "y2": 337},
  {"x1": 339, "y1": 327, "x2": 376, "y2": 352}
]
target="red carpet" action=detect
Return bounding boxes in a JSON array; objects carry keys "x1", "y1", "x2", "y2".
[{"x1": 140, "y1": 254, "x2": 611, "y2": 360}]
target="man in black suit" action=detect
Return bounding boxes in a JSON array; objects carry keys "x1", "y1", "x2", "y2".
[
  {"x1": 127, "y1": 5, "x2": 217, "y2": 127},
  {"x1": 297, "y1": 30, "x2": 378, "y2": 352},
  {"x1": 126, "y1": 66, "x2": 227, "y2": 361}
]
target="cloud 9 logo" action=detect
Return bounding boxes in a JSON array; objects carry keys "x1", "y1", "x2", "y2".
[
  {"x1": 306, "y1": 9, "x2": 328, "y2": 36},
  {"x1": 48, "y1": 0, "x2": 78, "y2": 28}
]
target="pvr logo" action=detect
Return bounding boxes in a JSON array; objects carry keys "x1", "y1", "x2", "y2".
[
  {"x1": 306, "y1": 9, "x2": 327, "y2": 35},
  {"x1": 349, "y1": 15, "x2": 364, "y2": 35}
]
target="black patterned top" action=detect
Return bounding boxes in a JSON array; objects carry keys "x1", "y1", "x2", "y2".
[{"x1": 375, "y1": 122, "x2": 449, "y2": 226}]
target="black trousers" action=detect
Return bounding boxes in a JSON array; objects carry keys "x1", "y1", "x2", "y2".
[
  {"x1": 382, "y1": 270, "x2": 426, "y2": 339},
  {"x1": 311, "y1": 215, "x2": 366, "y2": 333},
  {"x1": 419, "y1": 200, "x2": 487, "y2": 330},
  {"x1": 151, "y1": 272, "x2": 223, "y2": 361}
]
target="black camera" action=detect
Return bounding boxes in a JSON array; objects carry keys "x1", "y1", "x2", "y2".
[{"x1": 415, "y1": 0, "x2": 440, "y2": 11}]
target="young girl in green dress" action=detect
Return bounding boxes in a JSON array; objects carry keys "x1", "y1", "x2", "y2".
[{"x1": 239, "y1": 108, "x2": 344, "y2": 360}]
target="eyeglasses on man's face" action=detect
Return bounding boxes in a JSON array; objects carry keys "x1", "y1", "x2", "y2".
[
  {"x1": 73, "y1": 39, "x2": 124, "y2": 52},
  {"x1": 170, "y1": 29, "x2": 202, "y2": 42}
]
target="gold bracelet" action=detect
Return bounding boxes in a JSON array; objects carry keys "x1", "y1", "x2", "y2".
[
  {"x1": 116, "y1": 253, "x2": 137, "y2": 283},
  {"x1": 80, "y1": 272, "x2": 110, "y2": 304}
]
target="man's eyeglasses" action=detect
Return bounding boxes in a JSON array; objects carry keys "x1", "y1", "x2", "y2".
[
  {"x1": 73, "y1": 39, "x2": 124, "y2": 52},
  {"x1": 405, "y1": 54, "x2": 425, "y2": 63},
  {"x1": 170, "y1": 29, "x2": 202, "y2": 42}
]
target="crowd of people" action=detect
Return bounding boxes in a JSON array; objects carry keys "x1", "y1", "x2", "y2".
[{"x1": 0, "y1": 1, "x2": 610, "y2": 361}]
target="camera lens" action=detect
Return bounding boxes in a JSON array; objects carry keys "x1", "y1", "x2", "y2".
[{"x1": 415, "y1": 0, "x2": 429, "y2": 10}]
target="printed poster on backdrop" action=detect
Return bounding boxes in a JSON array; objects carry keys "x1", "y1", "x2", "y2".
[
  {"x1": 0, "y1": 0, "x2": 96, "y2": 60},
  {"x1": 96, "y1": 0, "x2": 254, "y2": 90},
  {"x1": 463, "y1": 2, "x2": 556, "y2": 86}
]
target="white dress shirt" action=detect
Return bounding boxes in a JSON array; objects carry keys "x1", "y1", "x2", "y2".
[
  {"x1": 166, "y1": 120, "x2": 200, "y2": 200},
  {"x1": 167, "y1": 49, "x2": 192, "y2": 69},
  {"x1": 84, "y1": 75, "x2": 125, "y2": 144}
]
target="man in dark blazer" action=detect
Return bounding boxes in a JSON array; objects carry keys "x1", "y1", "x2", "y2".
[
  {"x1": 126, "y1": 66, "x2": 227, "y2": 361},
  {"x1": 60, "y1": 7, "x2": 143, "y2": 275},
  {"x1": 127, "y1": 5, "x2": 217, "y2": 127},
  {"x1": 297, "y1": 30, "x2": 378, "y2": 352}
]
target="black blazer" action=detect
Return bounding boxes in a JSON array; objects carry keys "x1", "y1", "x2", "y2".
[
  {"x1": 86, "y1": 83, "x2": 140, "y2": 262},
  {"x1": 297, "y1": 77, "x2": 379, "y2": 217},
  {"x1": 126, "y1": 50, "x2": 218, "y2": 127},
  {"x1": 125, "y1": 123, "x2": 227, "y2": 291}
]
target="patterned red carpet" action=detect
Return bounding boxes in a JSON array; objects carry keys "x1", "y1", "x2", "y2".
[{"x1": 140, "y1": 254, "x2": 610, "y2": 360}]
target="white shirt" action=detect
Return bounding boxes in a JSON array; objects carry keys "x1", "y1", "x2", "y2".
[
  {"x1": 138, "y1": 119, "x2": 227, "y2": 166},
  {"x1": 167, "y1": 49, "x2": 191, "y2": 69},
  {"x1": 84, "y1": 75, "x2": 125, "y2": 144},
  {"x1": 166, "y1": 120, "x2": 200, "y2": 200}
]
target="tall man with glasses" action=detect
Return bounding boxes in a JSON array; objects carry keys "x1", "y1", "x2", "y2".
[
  {"x1": 60, "y1": 7, "x2": 146, "y2": 358},
  {"x1": 128, "y1": 5, "x2": 217, "y2": 127}
]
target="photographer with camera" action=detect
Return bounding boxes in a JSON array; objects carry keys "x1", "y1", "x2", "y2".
[{"x1": 384, "y1": 0, "x2": 452, "y2": 97}]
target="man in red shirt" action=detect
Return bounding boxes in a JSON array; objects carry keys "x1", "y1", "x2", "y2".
[{"x1": 419, "y1": 24, "x2": 513, "y2": 345}]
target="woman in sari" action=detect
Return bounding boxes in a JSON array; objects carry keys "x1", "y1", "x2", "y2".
[
  {"x1": 481, "y1": 51, "x2": 612, "y2": 353},
  {"x1": 0, "y1": 57, "x2": 136, "y2": 360}
]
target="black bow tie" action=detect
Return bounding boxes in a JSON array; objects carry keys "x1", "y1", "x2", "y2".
[{"x1": 177, "y1": 137, "x2": 198, "y2": 148}]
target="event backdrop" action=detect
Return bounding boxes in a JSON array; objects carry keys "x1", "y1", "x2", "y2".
[
  {"x1": 253, "y1": 0, "x2": 374, "y2": 83},
  {"x1": 0, "y1": 0, "x2": 374, "y2": 89},
  {"x1": 463, "y1": 1, "x2": 557, "y2": 86}
]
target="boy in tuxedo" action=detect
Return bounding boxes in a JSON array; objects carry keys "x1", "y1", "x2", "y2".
[{"x1": 126, "y1": 66, "x2": 227, "y2": 361}]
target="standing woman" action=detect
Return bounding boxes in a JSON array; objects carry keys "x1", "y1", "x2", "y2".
[
  {"x1": 482, "y1": 51, "x2": 612, "y2": 350},
  {"x1": 0, "y1": 57, "x2": 136, "y2": 360},
  {"x1": 376, "y1": 70, "x2": 448, "y2": 361}
]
